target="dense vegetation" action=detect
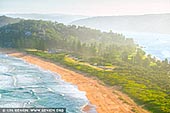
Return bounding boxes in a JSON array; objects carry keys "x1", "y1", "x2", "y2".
[
  {"x1": 0, "y1": 19, "x2": 135, "y2": 64},
  {"x1": 0, "y1": 18, "x2": 170, "y2": 113},
  {"x1": 0, "y1": 16, "x2": 20, "y2": 27}
]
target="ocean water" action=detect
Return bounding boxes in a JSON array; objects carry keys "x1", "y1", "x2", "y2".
[
  {"x1": 0, "y1": 53, "x2": 96, "y2": 113},
  {"x1": 121, "y1": 32, "x2": 170, "y2": 61}
]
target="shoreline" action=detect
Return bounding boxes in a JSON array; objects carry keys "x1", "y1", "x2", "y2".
[{"x1": 0, "y1": 49, "x2": 149, "y2": 113}]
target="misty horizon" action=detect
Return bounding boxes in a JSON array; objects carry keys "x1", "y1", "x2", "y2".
[
  {"x1": 0, "y1": 1, "x2": 170, "y2": 112},
  {"x1": 1, "y1": 0, "x2": 170, "y2": 16},
  {"x1": 1, "y1": 12, "x2": 170, "y2": 16}
]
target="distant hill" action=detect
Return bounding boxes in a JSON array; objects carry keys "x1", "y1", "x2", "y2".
[
  {"x1": 6, "y1": 14, "x2": 88, "y2": 24},
  {"x1": 71, "y1": 13, "x2": 170, "y2": 34},
  {"x1": 0, "y1": 16, "x2": 20, "y2": 27}
]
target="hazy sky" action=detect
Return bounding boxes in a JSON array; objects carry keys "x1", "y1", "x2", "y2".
[{"x1": 0, "y1": 0, "x2": 170, "y2": 16}]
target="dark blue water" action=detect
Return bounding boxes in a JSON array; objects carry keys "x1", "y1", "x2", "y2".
[{"x1": 0, "y1": 54, "x2": 97, "y2": 113}]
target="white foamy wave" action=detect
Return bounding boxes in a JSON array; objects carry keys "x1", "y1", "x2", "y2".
[
  {"x1": 16, "y1": 75, "x2": 39, "y2": 86},
  {"x1": 32, "y1": 87, "x2": 50, "y2": 94},
  {"x1": 47, "y1": 88, "x2": 55, "y2": 93},
  {"x1": 47, "y1": 84, "x2": 88, "y2": 100},
  {"x1": 0, "y1": 66, "x2": 9, "y2": 73},
  {"x1": 0, "y1": 54, "x2": 95, "y2": 113},
  {"x1": 12, "y1": 76, "x2": 17, "y2": 87},
  {"x1": 0, "y1": 75, "x2": 13, "y2": 88}
]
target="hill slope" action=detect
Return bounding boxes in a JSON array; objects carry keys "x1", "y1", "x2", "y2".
[
  {"x1": 71, "y1": 13, "x2": 170, "y2": 34},
  {"x1": 0, "y1": 16, "x2": 20, "y2": 27},
  {"x1": 6, "y1": 13, "x2": 88, "y2": 24},
  {"x1": 0, "y1": 19, "x2": 135, "y2": 51}
]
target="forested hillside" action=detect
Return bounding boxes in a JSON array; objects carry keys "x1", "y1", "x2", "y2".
[
  {"x1": 0, "y1": 16, "x2": 20, "y2": 27},
  {"x1": 0, "y1": 19, "x2": 135, "y2": 62},
  {"x1": 0, "y1": 19, "x2": 170, "y2": 113}
]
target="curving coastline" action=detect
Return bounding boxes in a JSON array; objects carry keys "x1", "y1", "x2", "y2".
[{"x1": 0, "y1": 49, "x2": 149, "y2": 113}]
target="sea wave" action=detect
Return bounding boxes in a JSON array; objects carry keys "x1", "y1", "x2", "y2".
[{"x1": 0, "y1": 53, "x2": 97, "y2": 113}]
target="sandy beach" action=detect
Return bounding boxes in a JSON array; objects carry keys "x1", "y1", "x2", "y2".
[{"x1": 0, "y1": 49, "x2": 149, "y2": 113}]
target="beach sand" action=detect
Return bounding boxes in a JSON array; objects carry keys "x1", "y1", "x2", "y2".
[{"x1": 1, "y1": 49, "x2": 149, "y2": 113}]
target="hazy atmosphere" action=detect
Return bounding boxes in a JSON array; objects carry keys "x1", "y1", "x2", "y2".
[
  {"x1": 0, "y1": 0, "x2": 170, "y2": 113},
  {"x1": 0, "y1": 0, "x2": 170, "y2": 16}
]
